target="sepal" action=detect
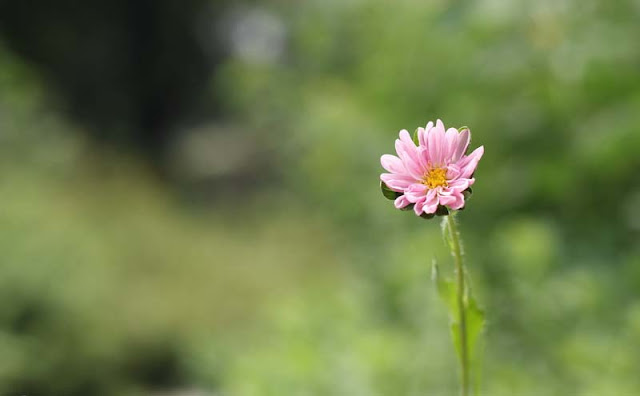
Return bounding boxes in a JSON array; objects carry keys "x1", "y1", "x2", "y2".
[
  {"x1": 380, "y1": 181, "x2": 401, "y2": 201},
  {"x1": 462, "y1": 187, "x2": 473, "y2": 200},
  {"x1": 435, "y1": 205, "x2": 449, "y2": 216}
]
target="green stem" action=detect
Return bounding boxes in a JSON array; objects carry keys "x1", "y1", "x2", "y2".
[{"x1": 447, "y1": 213, "x2": 469, "y2": 396}]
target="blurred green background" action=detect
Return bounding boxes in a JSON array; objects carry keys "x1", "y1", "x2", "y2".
[{"x1": 0, "y1": 0, "x2": 639, "y2": 395}]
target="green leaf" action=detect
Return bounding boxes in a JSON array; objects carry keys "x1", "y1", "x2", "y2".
[
  {"x1": 467, "y1": 293, "x2": 485, "y2": 395},
  {"x1": 431, "y1": 261, "x2": 458, "y2": 318},
  {"x1": 451, "y1": 321, "x2": 462, "y2": 364},
  {"x1": 380, "y1": 181, "x2": 400, "y2": 201},
  {"x1": 466, "y1": 293, "x2": 485, "y2": 367}
]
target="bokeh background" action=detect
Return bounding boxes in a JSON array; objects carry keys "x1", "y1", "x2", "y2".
[{"x1": 0, "y1": 0, "x2": 639, "y2": 395}]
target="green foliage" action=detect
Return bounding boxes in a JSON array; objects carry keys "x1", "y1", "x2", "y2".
[{"x1": 432, "y1": 261, "x2": 458, "y2": 316}]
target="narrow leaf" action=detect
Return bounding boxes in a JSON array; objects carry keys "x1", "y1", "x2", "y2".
[
  {"x1": 466, "y1": 293, "x2": 485, "y2": 396},
  {"x1": 451, "y1": 321, "x2": 462, "y2": 363},
  {"x1": 466, "y1": 293, "x2": 485, "y2": 369},
  {"x1": 431, "y1": 261, "x2": 458, "y2": 318}
]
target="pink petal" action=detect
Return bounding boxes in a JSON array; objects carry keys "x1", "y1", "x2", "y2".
[
  {"x1": 451, "y1": 128, "x2": 470, "y2": 162},
  {"x1": 419, "y1": 146, "x2": 431, "y2": 167},
  {"x1": 380, "y1": 154, "x2": 405, "y2": 174},
  {"x1": 424, "y1": 189, "x2": 439, "y2": 214},
  {"x1": 380, "y1": 173, "x2": 415, "y2": 191},
  {"x1": 439, "y1": 192, "x2": 465, "y2": 210},
  {"x1": 401, "y1": 129, "x2": 428, "y2": 169},
  {"x1": 405, "y1": 183, "x2": 428, "y2": 203},
  {"x1": 444, "y1": 128, "x2": 459, "y2": 164},
  {"x1": 420, "y1": 121, "x2": 434, "y2": 147},
  {"x1": 428, "y1": 120, "x2": 446, "y2": 166},
  {"x1": 457, "y1": 146, "x2": 484, "y2": 179},
  {"x1": 450, "y1": 200, "x2": 465, "y2": 210},
  {"x1": 417, "y1": 127, "x2": 427, "y2": 147},
  {"x1": 438, "y1": 194, "x2": 457, "y2": 206},
  {"x1": 450, "y1": 192, "x2": 466, "y2": 210},
  {"x1": 398, "y1": 129, "x2": 415, "y2": 147},
  {"x1": 448, "y1": 178, "x2": 474, "y2": 193},
  {"x1": 394, "y1": 195, "x2": 410, "y2": 209},
  {"x1": 413, "y1": 198, "x2": 426, "y2": 216},
  {"x1": 395, "y1": 138, "x2": 424, "y2": 180},
  {"x1": 446, "y1": 164, "x2": 461, "y2": 180},
  {"x1": 419, "y1": 122, "x2": 434, "y2": 162}
]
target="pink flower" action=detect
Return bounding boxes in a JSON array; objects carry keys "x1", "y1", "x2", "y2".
[{"x1": 380, "y1": 120, "x2": 484, "y2": 216}]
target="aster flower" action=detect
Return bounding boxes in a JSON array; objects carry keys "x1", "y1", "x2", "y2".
[
  {"x1": 378, "y1": 119, "x2": 486, "y2": 395},
  {"x1": 380, "y1": 119, "x2": 484, "y2": 217}
]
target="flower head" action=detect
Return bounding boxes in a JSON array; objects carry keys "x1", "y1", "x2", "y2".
[{"x1": 380, "y1": 119, "x2": 484, "y2": 217}]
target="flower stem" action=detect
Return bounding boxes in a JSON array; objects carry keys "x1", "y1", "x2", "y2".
[{"x1": 446, "y1": 213, "x2": 469, "y2": 396}]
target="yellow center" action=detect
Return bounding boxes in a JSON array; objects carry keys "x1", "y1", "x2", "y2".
[{"x1": 423, "y1": 167, "x2": 448, "y2": 189}]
